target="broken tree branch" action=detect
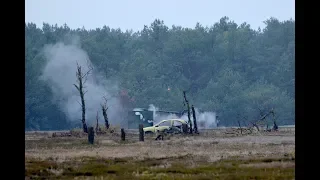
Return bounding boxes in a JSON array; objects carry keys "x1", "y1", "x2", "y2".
[
  {"x1": 73, "y1": 84, "x2": 80, "y2": 91},
  {"x1": 76, "y1": 100, "x2": 82, "y2": 107}
]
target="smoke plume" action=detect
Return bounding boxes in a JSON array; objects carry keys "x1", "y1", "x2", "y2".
[
  {"x1": 40, "y1": 37, "x2": 124, "y2": 127},
  {"x1": 148, "y1": 104, "x2": 218, "y2": 129}
]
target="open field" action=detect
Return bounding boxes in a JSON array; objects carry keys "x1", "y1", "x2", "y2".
[{"x1": 25, "y1": 127, "x2": 295, "y2": 179}]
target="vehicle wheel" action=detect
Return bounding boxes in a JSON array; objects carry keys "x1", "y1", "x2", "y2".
[
  {"x1": 163, "y1": 129, "x2": 170, "y2": 134},
  {"x1": 171, "y1": 127, "x2": 182, "y2": 134}
]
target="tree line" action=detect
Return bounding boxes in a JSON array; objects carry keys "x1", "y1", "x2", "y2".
[{"x1": 25, "y1": 16, "x2": 295, "y2": 130}]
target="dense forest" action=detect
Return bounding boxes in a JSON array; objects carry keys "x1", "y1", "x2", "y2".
[{"x1": 25, "y1": 17, "x2": 295, "y2": 130}]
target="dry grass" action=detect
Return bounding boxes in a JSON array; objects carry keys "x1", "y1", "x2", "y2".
[{"x1": 25, "y1": 128, "x2": 295, "y2": 179}]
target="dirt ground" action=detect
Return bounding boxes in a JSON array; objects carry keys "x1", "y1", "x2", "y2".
[{"x1": 25, "y1": 128, "x2": 295, "y2": 179}]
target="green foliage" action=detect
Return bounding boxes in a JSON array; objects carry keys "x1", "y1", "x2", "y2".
[{"x1": 25, "y1": 17, "x2": 295, "y2": 130}]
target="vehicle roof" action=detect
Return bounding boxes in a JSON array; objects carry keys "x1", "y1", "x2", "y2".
[
  {"x1": 155, "y1": 119, "x2": 187, "y2": 125},
  {"x1": 163, "y1": 118, "x2": 186, "y2": 121}
]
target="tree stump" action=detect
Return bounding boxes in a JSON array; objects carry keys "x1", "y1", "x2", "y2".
[
  {"x1": 88, "y1": 127, "x2": 94, "y2": 144},
  {"x1": 139, "y1": 124, "x2": 144, "y2": 141},
  {"x1": 121, "y1": 128, "x2": 125, "y2": 141},
  {"x1": 182, "y1": 123, "x2": 188, "y2": 134},
  {"x1": 273, "y1": 121, "x2": 278, "y2": 131}
]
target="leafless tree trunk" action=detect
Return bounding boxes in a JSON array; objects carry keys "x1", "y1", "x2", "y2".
[
  {"x1": 237, "y1": 120, "x2": 242, "y2": 135},
  {"x1": 271, "y1": 109, "x2": 278, "y2": 131},
  {"x1": 139, "y1": 124, "x2": 144, "y2": 141},
  {"x1": 74, "y1": 62, "x2": 92, "y2": 133},
  {"x1": 191, "y1": 105, "x2": 199, "y2": 134},
  {"x1": 121, "y1": 128, "x2": 125, "y2": 141},
  {"x1": 101, "y1": 96, "x2": 110, "y2": 129},
  {"x1": 95, "y1": 111, "x2": 99, "y2": 133},
  {"x1": 88, "y1": 127, "x2": 94, "y2": 144},
  {"x1": 183, "y1": 91, "x2": 192, "y2": 134}
]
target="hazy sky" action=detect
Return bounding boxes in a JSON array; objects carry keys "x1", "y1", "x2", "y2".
[{"x1": 25, "y1": 0, "x2": 294, "y2": 32}]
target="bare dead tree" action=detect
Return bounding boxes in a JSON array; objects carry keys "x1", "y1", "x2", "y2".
[
  {"x1": 101, "y1": 96, "x2": 110, "y2": 129},
  {"x1": 237, "y1": 120, "x2": 242, "y2": 135},
  {"x1": 183, "y1": 91, "x2": 192, "y2": 134},
  {"x1": 234, "y1": 107, "x2": 277, "y2": 135},
  {"x1": 191, "y1": 105, "x2": 199, "y2": 134},
  {"x1": 233, "y1": 114, "x2": 254, "y2": 135},
  {"x1": 234, "y1": 114, "x2": 252, "y2": 135},
  {"x1": 253, "y1": 108, "x2": 278, "y2": 132},
  {"x1": 258, "y1": 108, "x2": 273, "y2": 122},
  {"x1": 271, "y1": 109, "x2": 278, "y2": 131},
  {"x1": 74, "y1": 62, "x2": 92, "y2": 133},
  {"x1": 248, "y1": 108, "x2": 275, "y2": 132},
  {"x1": 249, "y1": 121, "x2": 260, "y2": 131}
]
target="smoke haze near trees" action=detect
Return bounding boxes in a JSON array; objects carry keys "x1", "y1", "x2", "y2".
[{"x1": 25, "y1": 17, "x2": 295, "y2": 130}]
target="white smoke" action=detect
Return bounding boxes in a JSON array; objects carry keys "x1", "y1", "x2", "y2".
[
  {"x1": 148, "y1": 104, "x2": 158, "y2": 121},
  {"x1": 40, "y1": 37, "x2": 124, "y2": 127},
  {"x1": 148, "y1": 104, "x2": 218, "y2": 129}
]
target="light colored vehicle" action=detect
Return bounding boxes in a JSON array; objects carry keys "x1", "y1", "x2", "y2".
[{"x1": 143, "y1": 119, "x2": 188, "y2": 134}]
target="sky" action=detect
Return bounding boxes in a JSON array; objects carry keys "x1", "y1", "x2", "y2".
[{"x1": 25, "y1": 0, "x2": 295, "y2": 32}]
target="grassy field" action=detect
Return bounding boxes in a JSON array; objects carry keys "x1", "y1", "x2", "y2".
[{"x1": 25, "y1": 128, "x2": 295, "y2": 179}]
